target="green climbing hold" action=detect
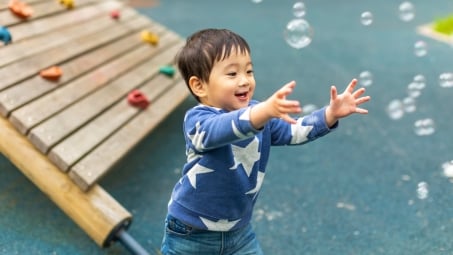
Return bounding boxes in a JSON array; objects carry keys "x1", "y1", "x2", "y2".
[{"x1": 159, "y1": 65, "x2": 175, "y2": 77}]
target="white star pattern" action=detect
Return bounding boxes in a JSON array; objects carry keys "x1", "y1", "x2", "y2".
[
  {"x1": 187, "y1": 121, "x2": 206, "y2": 150},
  {"x1": 245, "y1": 171, "x2": 265, "y2": 198},
  {"x1": 230, "y1": 136, "x2": 260, "y2": 177},
  {"x1": 200, "y1": 217, "x2": 241, "y2": 231},
  {"x1": 187, "y1": 163, "x2": 214, "y2": 188},
  {"x1": 290, "y1": 118, "x2": 313, "y2": 144}
]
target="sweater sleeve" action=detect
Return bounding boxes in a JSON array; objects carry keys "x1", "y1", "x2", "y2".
[
  {"x1": 269, "y1": 106, "x2": 338, "y2": 146},
  {"x1": 184, "y1": 104, "x2": 261, "y2": 152}
]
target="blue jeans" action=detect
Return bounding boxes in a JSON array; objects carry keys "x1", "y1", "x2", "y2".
[{"x1": 160, "y1": 215, "x2": 264, "y2": 255}]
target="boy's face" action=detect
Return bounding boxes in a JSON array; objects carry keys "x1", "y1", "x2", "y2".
[{"x1": 197, "y1": 49, "x2": 255, "y2": 111}]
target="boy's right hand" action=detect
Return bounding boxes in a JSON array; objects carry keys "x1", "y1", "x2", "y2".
[{"x1": 250, "y1": 81, "x2": 301, "y2": 129}]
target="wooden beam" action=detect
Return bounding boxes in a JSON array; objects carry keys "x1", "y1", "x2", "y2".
[{"x1": 0, "y1": 115, "x2": 132, "y2": 247}]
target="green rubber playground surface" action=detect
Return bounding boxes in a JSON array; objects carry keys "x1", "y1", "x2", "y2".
[{"x1": 1, "y1": 1, "x2": 453, "y2": 254}]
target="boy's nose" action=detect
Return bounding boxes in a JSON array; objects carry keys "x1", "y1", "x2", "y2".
[{"x1": 239, "y1": 75, "x2": 250, "y2": 87}]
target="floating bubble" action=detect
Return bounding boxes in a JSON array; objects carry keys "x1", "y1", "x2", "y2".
[
  {"x1": 414, "y1": 40, "x2": 427, "y2": 57},
  {"x1": 251, "y1": 0, "x2": 263, "y2": 3},
  {"x1": 402, "y1": 97, "x2": 416, "y2": 113},
  {"x1": 416, "y1": 181, "x2": 428, "y2": 200},
  {"x1": 413, "y1": 74, "x2": 426, "y2": 87},
  {"x1": 407, "y1": 82, "x2": 422, "y2": 98},
  {"x1": 358, "y1": 71, "x2": 373, "y2": 87},
  {"x1": 414, "y1": 118, "x2": 435, "y2": 136},
  {"x1": 302, "y1": 103, "x2": 318, "y2": 115},
  {"x1": 441, "y1": 160, "x2": 453, "y2": 178},
  {"x1": 284, "y1": 18, "x2": 313, "y2": 49},
  {"x1": 386, "y1": 99, "x2": 404, "y2": 120},
  {"x1": 360, "y1": 11, "x2": 373, "y2": 26},
  {"x1": 292, "y1": 2, "x2": 306, "y2": 18},
  {"x1": 399, "y1": 1, "x2": 415, "y2": 22},
  {"x1": 439, "y1": 72, "x2": 453, "y2": 88}
]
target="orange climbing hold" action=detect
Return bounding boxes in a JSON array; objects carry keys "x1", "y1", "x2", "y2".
[
  {"x1": 40, "y1": 66, "x2": 63, "y2": 80},
  {"x1": 127, "y1": 89, "x2": 150, "y2": 109},
  {"x1": 8, "y1": 0, "x2": 33, "y2": 18}
]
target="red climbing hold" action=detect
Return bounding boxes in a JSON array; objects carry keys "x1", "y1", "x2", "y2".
[
  {"x1": 110, "y1": 9, "x2": 120, "y2": 19},
  {"x1": 127, "y1": 89, "x2": 150, "y2": 109}
]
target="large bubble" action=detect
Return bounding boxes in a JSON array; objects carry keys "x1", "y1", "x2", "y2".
[{"x1": 284, "y1": 18, "x2": 313, "y2": 49}]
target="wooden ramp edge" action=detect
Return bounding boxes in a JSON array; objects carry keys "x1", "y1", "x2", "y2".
[{"x1": 0, "y1": 115, "x2": 132, "y2": 247}]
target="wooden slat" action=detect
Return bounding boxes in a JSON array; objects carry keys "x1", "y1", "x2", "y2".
[
  {"x1": 0, "y1": 0, "x2": 46, "y2": 11},
  {"x1": 0, "y1": 1, "x2": 126, "y2": 68},
  {"x1": 0, "y1": 0, "x2": 103, "y2": 27},
  {"x1": 8, "y1": 24, "x2": 170, "y2": 135},
  {"x1": 69, "y1": 79, "x2": 189, "y2": 191},
  {"x1": 26, "y1": 33, "x2": 182, "y2": 154},
  {"x1": 0, "y1": 15, "x2": 155, "y2": 116},
  {"x1": 4, "y1": 1, "x2": 121, "y2": 43},
  {"x1": 48, "y1": 72, "x2": 182, "y2": 172}
]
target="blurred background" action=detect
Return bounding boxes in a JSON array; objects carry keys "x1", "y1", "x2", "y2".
[{"x1": 1, "y1": 0, "x2": 453, "y2": 254}]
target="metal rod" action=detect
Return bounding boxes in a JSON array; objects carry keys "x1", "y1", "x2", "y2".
[{"x1": 115, "y1": 228, "x2": 151, "y2": 255}]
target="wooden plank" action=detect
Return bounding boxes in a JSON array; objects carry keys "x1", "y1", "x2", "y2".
[
  {"x1": 4, "y1": 1, "x2": 122, "y2": 43},
  {"x1": 0, "y1": 0, "x2": 126, "y2": 68},
  {"x1": 0, "y1": 15, "x2": 156, "y2": 116},
  {"x1": 69, "y1": 79, "x2": 189, "y2": 191},
  {"x1": 0, "y1": 0, "x2": 101, "y2": 27},
  {"x1": 0, "y1": 115, "x2": 132, "y2": 247},
  {"x1": 0, "y1": 0, "x2": 46, "y2": 11},
  {"x1": 48, "y1": 72, "x2": 182, "y2": 172},
  {"x1": 8, "y1": 25, "x2": 171, "y2": 135},
  {"x1": 27, "y1": 36, "x2": 183, "y2": 154}
]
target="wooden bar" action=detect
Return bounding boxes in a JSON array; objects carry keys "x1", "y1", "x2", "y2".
[
  {"x1": 28, "y1": 33, "x2": 182, "y2": 154},
  {"x1": 0, "y1": 15, "x2": 155, "y2": 116},
  {"x1": 0, "y1": 1, "x2": 126, "y2": 68},
  {"x1": 48, "y1": 71, "x2": 182, "y2": 172},
  {"x1": 9, "y1": 21, "x2": 168, "y2": 135},
  {"x1": 0, "y1": 115, "x2": 132, "y2": 247},
  {"x1": 70, "y1": 79, "x2": 189, "y2": 191}
]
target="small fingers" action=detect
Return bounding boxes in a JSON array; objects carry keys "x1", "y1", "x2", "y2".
[
  {"x1": 355, "y1": 95, "x2": 371, "y2": 105},
  {"x1": 277, "y1": 81, "x2": 296, "y2": 99},
  {"x1": 330, "y1": 85, "x2": 337, "y2": 100},
  {"x1": 345, "y1": 79, "x2": 358, "y2": 93},
  {"x1": 355, "y1": 107, "x2": 369, "y2": 114}
]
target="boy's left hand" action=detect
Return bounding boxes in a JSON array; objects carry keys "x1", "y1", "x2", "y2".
[{"x1": 325, "y1": 79, "x2": 371, "y2": 127}]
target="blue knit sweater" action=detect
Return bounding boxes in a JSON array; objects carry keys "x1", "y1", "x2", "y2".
[{"x1": 168, "y1": 100, "x2": 337, "y2": 231}]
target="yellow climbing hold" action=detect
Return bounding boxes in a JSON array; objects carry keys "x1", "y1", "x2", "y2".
[
  {"x1": 140, "y1": 30, "x2": 159, "y2": 46},
  {"x1": 59, "y1": 0, "x2": 74, "y2": 9}
]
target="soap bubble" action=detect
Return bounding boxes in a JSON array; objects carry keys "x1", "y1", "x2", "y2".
[
  {"x1": 414, "y1": 118, "x2": 435, "y2": 136},
  {"x1": 441, "y1": 160, "x2": 453, "y2": 178},
  {"x1": 399, "y1": 1, "x2": 415, "y2": 22},
  {"x1": 439, "y1": 72, "x2": 453, "y2": 88},
  {"x1": 407, "y1": 82, "x2": 422, "y2": 98},
  {"x1": 386, "y1": 99, "x2": 404, "y2": 120},
  {"x1": 360, "y1": 11, "x2": 373, "y2": 26},
  {"x1": 251, "y1": 0, "x2": 263, "y2": 3},
  {"x1": 413, "y1": 74, "x2": 426, "y2": 87},
  {"x1": 292, "y1": 2, "x2": 306, "y2": 18},
  {"x1": 284, "y1": 18, "x2": 313, "y2": 49},
  {"x1": 302, "y1": 104, "x2": 318, "y2": 115},
  {"x1": 358, "y1": 71, "x2": 373, "y2": 87},
  {"x1": 416, "y1": 182, "x2": 428, "y2": 200},
  {"x1": 402, "y1": 97, "x2": 416, "y2": 113},
  {"x1": 414, "y1": 40, "x2": 427, "y2": 57}
]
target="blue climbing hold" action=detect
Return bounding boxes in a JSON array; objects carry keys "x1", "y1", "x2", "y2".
[{"x1": 0, "y1": 26, "x2": 12, "y2": 45}]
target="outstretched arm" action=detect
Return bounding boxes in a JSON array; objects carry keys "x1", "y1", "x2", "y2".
[
  {"x1": 325, "y1": 79, "x2": 371, "y2": 127},
  {"x1": 250, "y1": 81, "x2": 302, "y2": 129}
]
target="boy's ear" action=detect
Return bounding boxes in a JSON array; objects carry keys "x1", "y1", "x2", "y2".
[{"x1": 189, "y1": 76, "x2": 207, "y2": 98}]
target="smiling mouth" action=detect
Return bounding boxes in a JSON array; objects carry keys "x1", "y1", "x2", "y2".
[{"x1": 235, "y1": 91, "x2": 248, "y2": 100}]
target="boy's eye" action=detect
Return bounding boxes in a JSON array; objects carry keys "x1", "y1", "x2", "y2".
[
  {"x1": 247, "y1": 70, "x2": 254, "y2": 74},
  {"x1": 227, "y1": 72, "x2": 237, "y2": 76}
]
